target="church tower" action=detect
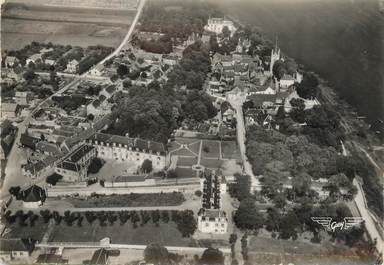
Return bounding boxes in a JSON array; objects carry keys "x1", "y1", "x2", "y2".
[{"x1": 269, "y1": 36, "x2": 281, "y2": 75}]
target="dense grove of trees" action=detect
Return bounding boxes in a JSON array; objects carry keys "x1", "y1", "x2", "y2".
[
  {"x1": 228, "y1": 173, "x2": 368, "y2": 246},
  {"x1": 52, "y1": 95, "x2": 88, "y2": 112},
  {"x1": 167, "y1": 41, "x2": 211, "y2": 90},
  {"x1": 272, "y1": 59, "x2": 298, "y2": 80},
  {"x1": 276, "y1": 103, "x2": 344, "y2": 148},
  {"x1": 246, "y1": 125, "x2": 358, "y2": 199},
  {"x1": 78, "y1": 46, "x2": 114, "y2": 74},
  {"x1": 107, "y1": 42, "x2": 216, "y2": 143},
  {"x1": 140, "y1": 0, "x2": 217, "y2": 40},
  {"x1": 296, "y1": 72, "x2": 319, "y2": 99}
]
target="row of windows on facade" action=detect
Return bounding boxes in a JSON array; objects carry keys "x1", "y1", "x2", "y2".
[
  {"x1": 91, "y1": 141, "x2": 162, "y2": 155},
  {"x1": 205, "y1": 222, "x2": 226, "y2": 228}
]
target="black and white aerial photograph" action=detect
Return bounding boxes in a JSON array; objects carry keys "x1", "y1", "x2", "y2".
[{"x1": 0, "y1": 0, "x2": 383, "y2": 264}]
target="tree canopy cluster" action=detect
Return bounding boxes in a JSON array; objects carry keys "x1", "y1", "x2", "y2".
[
  {"x1": 167, "y1": 41, "x2": 211, "y2": 90},
  {"x1": 296, "y1": 72, "x2": 319, "y2": 99},
  {"x1": 272, "y1": 58, "x2": 298, "y2": 80},
  {"x1": 107, "y1": 42, "x2": 217, "y2": 143},
  {"x1": 140, "y1": 0, "x2": 217, "y2": 40},
  {"x1": 246, "y1": 125, "x2": 358, "y2": 201}
]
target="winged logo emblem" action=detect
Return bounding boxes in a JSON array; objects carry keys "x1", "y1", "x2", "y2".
[{"x1": 311, "y1": 217, "x2": 364, "y2": 232}]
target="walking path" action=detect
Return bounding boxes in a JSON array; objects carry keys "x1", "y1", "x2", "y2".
[{"x1": 97, "y1": 0, "x2": 146, "y2": 66}]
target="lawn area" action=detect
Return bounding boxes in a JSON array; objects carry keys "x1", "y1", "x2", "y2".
[
  {"x1": 247, "y1": 252, "x2": 374, "y2": 265},
  {"x1": 67, "y1": 193, "x2": 185, "y2": 208},
  {"x1": 188, "y1": 141, "x2": 201, "y2": 155},
  {"x1": 49, "y1": 221, "x2": 197, "y2": 247},
  {"x1": 167, "y1": 141, "x2": 181, "y2": 152},
  {"x1": 4, "y1": 219, "x2": 48, "y2": 241},
  {"x1": 175, "y1": 137, "x2": 200, "y2": 145},
  {"x1": 200, "y1": 158, "x2": 223, "y2": 169},
  {"x1": 174, "y1": 167, "x2": 197, "y2": 179},
  {"x1": 201, "y1": 140, "x2": 220, "y2": 158},
  {"x1": 172, "y1": 148, "x2": 196, "y2": 156},
  {"x1": 221, "y1": 141, "x2": 241, "y2": 159},
  {"x1": 177, "y1": 157, "x2": 198, "y2": 167},
  {"x1": 247, "y1": 235, "x2": 376, "y2": 265}
]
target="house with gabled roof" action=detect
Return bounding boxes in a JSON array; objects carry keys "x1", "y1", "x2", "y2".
[
  {"x1": 83, "y1": 248, "x2": 109, "y2": 265},
  {"x1": 20, "y1": 185, "x2": 46, "y2": 208},
  {"x1": 66, "y1": 59, "x2": 79, "y2": 73},
  {"x1": 26, "y1": 54, "x2": 42, "y2": 66},
  {"x1": 0, "y1": 238, "x2": 35, "y2": 262},
  {"x1": 5, "y1": 56, "x2": 18, "y2": 68},
  {"x1": 54, "y1": 144, "x2": 96, "y2": 182}
]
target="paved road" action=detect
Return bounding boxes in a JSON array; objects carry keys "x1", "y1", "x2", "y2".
[
  {"x1": 227, "y1": 93, "x2": 260, "y2": 187},
  {"x1": 98, "y1": 0, "x2": 146, "y2": 66},
  {"x1": 1, "y1": 77, "x2": 80, "y2": 199},
  {"x1": 1, "y1": 0, "x2": 147, "y2": 198},
  {"x1": 353, "y1": 179, "x2": 384, "y2": 257}
]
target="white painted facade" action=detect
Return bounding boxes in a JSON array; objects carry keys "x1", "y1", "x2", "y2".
[
  {"x1": 198, "y1": 209, "x2": 228, "y2": 234},
  {"x1": 204, "y1": 18, "x2": 236, "y2": 36}
]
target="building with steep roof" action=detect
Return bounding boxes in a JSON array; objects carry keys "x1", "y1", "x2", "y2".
[
  {"x1": 66, "y1": 59, "x2": 79, "y2": 73},
  {"x1": 87, "y1": 133, "x2": 166, "y2": 170},
  {"x1": 1, "y1": 103, "x2": 18, "y2": 119},
  {"x1": 54, "y1": 144, "x2": 96, "y2": 182},
  {"x1": 0, "y1": 238, "x2": 35, "y2": 262},
  {"x1": 84, "y1": 248, "x2": 109, "y2": 265},
  {"x1": 20, "y1": 185, "x2": 46, "y2": 208}
]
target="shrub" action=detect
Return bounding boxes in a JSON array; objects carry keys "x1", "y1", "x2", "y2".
[
  {"x1": 88, "y1": 157, "x2": 104, "y2": 174},
  {"x1": 46, "y1": 173, "x2": 63, "y2": 186}
]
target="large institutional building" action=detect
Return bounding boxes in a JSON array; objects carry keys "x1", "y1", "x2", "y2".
[
  {"x1": 87, "y1": 133, "x2": 166, "y2": 170},
  {"x1": 55, "y1": 144, "x2": 96, "y2": 182},
  {"x1": 204, "y1": 17, "x2": 237, "y2": 36}
]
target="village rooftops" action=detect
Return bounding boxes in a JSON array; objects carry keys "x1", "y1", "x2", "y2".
[
  {"x1": 92, "y1": 99, "x2": 101, "y2": 108},
  {"x1": 89, "y1": 133, "x2": 166, "y2": 155},
  {"x1": 248, "y1": 94, "x2": 278, "y2": 108},
  {"x1": 105, "y1": 85, "x2": 117, "y2": 94},
  {"x1": 28, "y1": 54, "x2": 42, "y2": 62},
  {"x1": 36, "y1": 141, "x2": 61, "y2": 156},
  {"x1": 20, "y1": 133, "x2": 39, "y2": 149}
]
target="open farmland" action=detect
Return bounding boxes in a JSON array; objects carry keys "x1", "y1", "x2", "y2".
[{"x1": 1, "y1": 3, "x2": 135, "y2": 50}]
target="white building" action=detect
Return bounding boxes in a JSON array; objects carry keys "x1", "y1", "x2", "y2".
[
  {"x1": 15, "y1": 91, "x2": 32, "y2": 105},
  {"x1": 4, "y1": 56, "x2": 18, "y2": 68},
  {"x1": 204, "y1": 18, "x2": 236, "y2": 36},
  {"x1": 284, "y1": 91, "x2": 320, "y2": 113},
  {"x1": 90, "y1": 64, "x2": 103, "y2": 76},
  {"x1": 66, "y1": 59, "x2": 79, "y2": 73},
  {"x1": 87, "y1": 133, "x2": 167, "y2": 170},
  {"x1": 198, "y1": 208, "x2": 228, "y2": 234},
  {"x1": 161, "y1": 54, "x2": 179, "y2": 66},
  {"x1": 26, "y1": 54, "x2": 42, "y2": 66},
  {"x1": 270, "y1": 46, "x2": 281, "y2": 75},
  {"x1": 44, "y1": 59, "x2": 55, "y2": 66}
]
